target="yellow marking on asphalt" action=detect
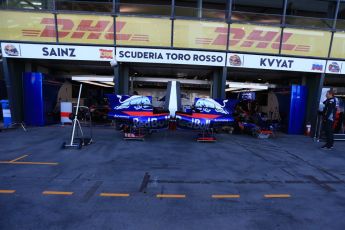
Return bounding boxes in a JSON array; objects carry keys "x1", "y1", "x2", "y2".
[
  {"x1": 9, "y1": 154, "x2": 29, "y2": 162},
  {"x1": 156, "y1": 194, "x2": 186, "y2": 199},
  {"x1": 0, "y1": 190, "x2": 16, "y2": 194},
  {"x1": 99, "y1": 193, "x2": 130, "y2": 197},
  {"x1": 264, "y1": 194, "x2": 291, "y2": 198},
  {"x1": 42, "y1": 191, "x2": 73, "y2": 196},
  {"x1": 0, "y1": 161, "x2": 58, "y2": 165},
  {"x1": 212, "y1": 194, "x2": 240, "y2": 199}
]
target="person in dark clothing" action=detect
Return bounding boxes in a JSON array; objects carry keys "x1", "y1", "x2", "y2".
[{"x1": 322, "y1": 90, "x2": 337, "y2": 150}]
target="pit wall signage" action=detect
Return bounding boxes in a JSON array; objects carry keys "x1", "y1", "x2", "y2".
[
  {"x1": 116, "y1": 47, "x2": 226, "y2": 67},
  {"x1": 1, "y1": 42, "x2": 341, "y2": 75},
  {"x1": 227, "y1": 53, "x2": 326, "y2": 73},
  {"x1": 1, "y1": 43, "x2": 114, "y2": 61},
  {"x1": 0, "y1": 10, "x2": 337, "y2": 58}
]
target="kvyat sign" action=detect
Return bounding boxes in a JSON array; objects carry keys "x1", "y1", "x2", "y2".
[{"x1": 227, "y1": 53, "x2": 326, "y2": 73}]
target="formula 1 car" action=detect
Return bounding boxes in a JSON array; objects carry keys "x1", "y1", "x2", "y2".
[
  {"x1": 234, "y1": 99, "x2": 275, "y2": 138},
  {"x1": 175, "y1": 98, "x2": 236, "y2": 142},
  {"x1": 106, "y1": 94, "x2": 170, "y2": 140}
]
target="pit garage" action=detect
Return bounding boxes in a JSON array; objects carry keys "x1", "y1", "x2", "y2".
[
  {"x1": 2, "y1": 58, "x2": 220, "y2": 127},
  {"x1": 224, "y1": 51, "x2": 327, "y2": 137},
  {"x1": 115, "y1": 63, "x2": 215, "y2": 109},
  {"x1": 1, "y1": 43, "x2": 327, "y2": 139}
]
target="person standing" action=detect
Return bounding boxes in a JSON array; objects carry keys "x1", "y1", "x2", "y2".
[{"x1": 322, "y1": 90, "x2": 337, "y2": 150}]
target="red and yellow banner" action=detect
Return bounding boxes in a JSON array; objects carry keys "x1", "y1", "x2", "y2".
[
  {"x1": 281, "y1": 28, "x2": 331, "y2": 58},
  {"x1": 56, "y1": 15, "x2": 171, "y2": 46},
  {"x1": 229, "y1": 24, "x2": 281, "y2": 54},
  {"x1": 330, "y1": 32, "x2": 345, "y2": 59},
  {"x1": 56, "y1": 14, "x2": 113, "y2": 44},
  {"x1": 0, "y1": 11, "x2": 171, "y2": 46},
  {"x1": 174, "y1": 20, "x2": 228, "y2": 50},
  {"x1": 116, "y1": 16, "x2": 171, "y2": 47},
  {"x1": 0, "y1": 11, "x2": 56, "y2": 42},
  {"x1": 173, "y1": 21, "x2": 331, "y2": 57},
  {"x1": 0, "y1": 10, "x2": 335, "y2": 58}
]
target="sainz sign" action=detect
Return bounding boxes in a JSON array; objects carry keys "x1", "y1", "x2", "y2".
[{"x1": 1, "y1": 43, "x2": 114, "y2": 61}]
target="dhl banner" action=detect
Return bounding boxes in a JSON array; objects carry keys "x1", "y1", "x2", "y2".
[
  {"x1": 0, "y1": 10, "x2": 336, "y2": 58},
  {"x1": 330, "y1": 32, "x2": 345, "y2": 59},
  {"x1": 56, "y1": 14, "x2": 113, "y2": 45},
  {"x1": 173, "y1": 20, "x2": 228, "y2": 50},
  {"x1": 0, "y1": 11, "x2": 56, "y2": 42},
  {"x1": 0, "y1": 11, "x2": 171, "y2": 46},
  {"x1": 116, "y1": 16, "x2": 171, "y2": 47},
  {"x1": 229, "y1": 24, "x2": 281, "y2": 54},
  {"x1": 55, "y1": 15, "x2": 171, "y2": 46},
  {"x1": 1, "y1": 42, "x2": 114, "y2": 61},
  {"x1": 227, "y1": 53, "x2": 326, "y2": 73},
  {"x1": 280, "y1": 28, "x2": 331, "y2": 58},
  {"x1": 173, "y1": 21, "x2": 331, "y2": 57}
]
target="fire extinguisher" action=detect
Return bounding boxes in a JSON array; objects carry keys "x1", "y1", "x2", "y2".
[{"x1": 305, "y1": 123, "x2": 311, "y2": 136}]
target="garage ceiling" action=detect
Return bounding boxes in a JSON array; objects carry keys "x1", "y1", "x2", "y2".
[{"x1": 27, "y1": 59, "x2": 342, "y2": 86}]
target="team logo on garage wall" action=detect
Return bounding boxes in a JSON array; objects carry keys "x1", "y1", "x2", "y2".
[
  {"x1": 4, "y1": 44, "x2": 20, "y2": 56},
  {"x1": 328, "y1": 62, "x2": 340, "y2": 73},
  {"x1": 311, "y1": 63, "x2": 324, "y2": 71},
  {"x1": 99, "y1": 48, "x2": 113, "y2": 59},
  {"x1": 229, "y1": 54, "x2": 242, "y2": 66}
]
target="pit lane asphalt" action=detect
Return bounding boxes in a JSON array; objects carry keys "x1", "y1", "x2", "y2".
[{"x1": 0, "y1": 126, "x2": 345, "y2": 230}]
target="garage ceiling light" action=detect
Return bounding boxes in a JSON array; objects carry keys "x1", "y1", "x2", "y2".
[
  {"x1": 226, "y1": 82, "x2": 269, "y2": 90},
  {"x1": 72, "y1": 76, "x2": 113, "y2": 82},
  {"x1": 229, "y1": 89, "x2": 267, "y2": 93},
  {"x1": 132, "y1": 77, "x2": 210, "y2": 85},
  {"x1": 79, "y1": 81, "x2": 113, "y2": 88},
  {"x1": 71, "y1": 75, "x2": 210, "y2": 88},
  {"x1": 71, "y1": 75, "x2": 114, "y2": 88},
  {"x1": 103, "y1": 82, "x2": 115, "y2": 86}
]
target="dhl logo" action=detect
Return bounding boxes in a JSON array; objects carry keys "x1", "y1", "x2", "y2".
[
  {"x1": 197, "y1": 27, "x2": 310, "y2": 52},
  {"x1": 99, "y1": 49, "x2": 113, "y2": 59},
  {"x1": 22, "y1": 18, "x2": 310, "y2": 53},
  {"x1": 22, "y1": 18, "x2": 149, "y2": 42}
]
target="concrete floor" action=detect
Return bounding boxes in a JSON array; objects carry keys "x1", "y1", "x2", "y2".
[{"x1": 0, "y1": 126, "x2": 345, "y2": 230}]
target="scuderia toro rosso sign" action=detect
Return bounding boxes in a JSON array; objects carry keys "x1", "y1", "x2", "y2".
[
  {"x1": 227, "y1": 53, "x2": 326, "y2": 73},
  {"x1": 116, "y1": 47, "x2": 226, "y2": 66},
  {"x1": 1, "y1": 42, "x2": 114, "y2": 61}
]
